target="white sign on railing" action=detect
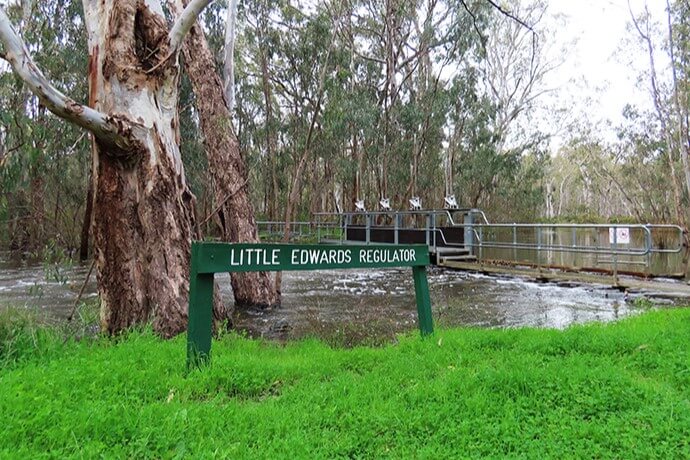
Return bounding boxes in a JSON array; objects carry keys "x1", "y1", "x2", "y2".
[{"x1": 609, "y1": 227, "x2": 631, "y2": 244}]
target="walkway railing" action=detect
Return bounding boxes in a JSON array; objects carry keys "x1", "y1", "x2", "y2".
[
  {"x1": 310, "y1": 210, "x2": 687, "y2": 278},
  {"x1": 256, "y1": 221, "x2": 312, "y2": 241}
]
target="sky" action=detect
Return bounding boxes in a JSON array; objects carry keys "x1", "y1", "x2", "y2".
[
  {"x1": 541, "y1": 0, "x2": 669, "y2": 147},
  {"x1": 0, "y1": 0, "x2": 671, "y2": 150}
]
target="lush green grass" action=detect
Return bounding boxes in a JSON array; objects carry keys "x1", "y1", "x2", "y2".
[{"x1": 1, "y1": 309, "x2": 689, "y2": 458}]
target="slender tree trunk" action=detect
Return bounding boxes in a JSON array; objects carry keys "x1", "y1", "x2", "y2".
[
  {"x1": 28, "y1": 159, "x2": 44, "y2": 251},
  {"x1": 223, "y1": 0, "x2": 238, "y2": 114},
  {"x1": 260, "y1": 49, "x2": 279, "y2": 221},
  {"x1": 175, "y1": 2, "x2": 279, "y2": 308},
  {"x1": 666, "y1": 0, "x2": 690, "y2": 215},
  {"x1": 0, "y1": 129, "x2": 5, "y2": 166},
  {"x1": 630, "y1": 6, "x2": 685, "y2": 225},
  {"x1": 275, "y1": 7, "x2": 340, "y2": 292},
  {"x1": 79, "y1": 167, "x2": 94, "y2": 262},
  {"x1": 274, "y1": 97, "x2": 322, "y2": 293}
]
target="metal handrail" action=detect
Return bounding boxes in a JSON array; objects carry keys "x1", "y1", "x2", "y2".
[
  {"x1": 258, "y1": 221, "x2": 312, "y2": 227},
  {"x1": 256, "y1": 221, "x2": 314, "y2": 239},
  {"x1": 459, "y1": 224, "x2": 684, "y2": 255},
  {"x1": 315, "y1": 210, "x2": 684, "y2": 256},
  {"x1": 430, "y1": 227, "x2": 654, "y2": 256},
  {"x1": 314, "y1": 209, "x2": 469, "y2": 226}
]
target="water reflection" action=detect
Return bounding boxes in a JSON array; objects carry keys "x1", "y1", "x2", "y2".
[
  {"x1": 478, "y1": 226, "x2": 684, "y2": 276},
  {"x1": 0, "y1": 255, "x2": 673, "y2": 342},
  {"x1": 227, "y1": 268, "x2": 648, "y2": 342},
  {"x1": 0, "y1": 255, "x2": 98, "y2": 322}
]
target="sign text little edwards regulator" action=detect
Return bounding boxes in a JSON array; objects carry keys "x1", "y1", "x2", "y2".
[
  {"x1": 191, "y1": 243, "x2": 430, "y2": 273},
  {"x1": 188, "y1": 242, "x2": 433, "y2": 367},
  {"x1": 229, "y1": 246, "x2": 418, "y2": 268}
]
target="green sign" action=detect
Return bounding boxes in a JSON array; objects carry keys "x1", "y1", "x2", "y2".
[{"x1": 188, "y1": 243, "x2": 433, "y2": 368}]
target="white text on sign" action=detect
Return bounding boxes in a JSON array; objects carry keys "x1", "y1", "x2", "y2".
[{"x1": 228, "y1": 247, "x2": 417, "y2": 268}]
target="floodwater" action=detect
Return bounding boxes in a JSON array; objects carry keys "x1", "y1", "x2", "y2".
[
  {"x1": 475, "y1": 226, "x2": 685, "y2": 276},
  {"x1": 1, "y1": 252, "x2": 678, "y2": 344}
]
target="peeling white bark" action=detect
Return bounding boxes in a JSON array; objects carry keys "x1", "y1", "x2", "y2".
[
  {"x1": 80, "y1": 0, "x2": 198, "y2": 336},
  {"x1": 81, "y1": 0, "x2": 100, "y2": 49},
  {"x1": 223, "y1": 0, "x2": 238, "y2": 113},
  {"x1": 2, "y1": 0, "x2": 218, "y2": 335},
  {"x1": 0, "y1": 6, "x2": 136, "y2": 152},
  {"x1": 169, "y1": 0, "x2": 215, "y2": 54}
]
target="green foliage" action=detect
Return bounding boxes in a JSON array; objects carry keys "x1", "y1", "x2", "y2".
[
  {"x1": 0, "y1": 1, "x2": 90, "y2": 253},
  {"x1": 1, "y1": 0, "x2": 557, "y2": 255},
  {"x1": 632, "y1": 296, "x2": 655, "y2": 310},
  {"x1": 0, "y1": 307, "x2": 49, "y2": 367},
  {"x1": 0, "y1": 299, "x2": 100, "y2": 369},
  {"x1": 539, "y1": 214, "x2": 640, "y2": 225},
  {"x1": 0, "y1": 308, "x2": 689, "y2": 457},
  {"x1": 228, "y1": 0, "x2": 547, "y2": 221}
]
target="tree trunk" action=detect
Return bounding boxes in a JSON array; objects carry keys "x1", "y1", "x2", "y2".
[
  {"x1": 28, "y1": 163, "x2": 44, "y2": 251},
  {"x1": 82, "y1": 1, "x2": 199, "y2": 337},
  {"x1": 223, "y1": 0, "x2": 238, "y2": 114},
  {"x1": 78, "y1": 166, "x2": 94, "y2": 262},
  {"x1": 176, "y1": 4, "x2": 279, "y2": 308},
  {"x1": 274, "y1": 8, "x2": 339, "y2": 293},
  {"x1": 260, "y1": 49, "x2": 279, "y2": 222},
  {"x1": 0, "y1": 129, "x2": 4, "y2": 166},
  {"x1": 3, "y1": 1, "x2": 221, "y2": 335},
  {"x1": 630, "y1": 6, "x2": 686, "y2": 226}
]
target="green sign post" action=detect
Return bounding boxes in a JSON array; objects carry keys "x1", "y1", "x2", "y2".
[{"x1": 187, "y1": 242, "x2": 433, "y2": 368}]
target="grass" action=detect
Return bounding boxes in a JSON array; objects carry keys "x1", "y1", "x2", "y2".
[{"x1": 0, "y1": 308, "x2": 689, "y2": 458}]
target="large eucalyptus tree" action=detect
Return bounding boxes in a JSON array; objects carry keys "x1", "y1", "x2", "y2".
[
  {"x1": 0, "y1": 0, "x2": 219, "y2": 336},
  {"x1": 170, "y1": 0, "x2": 278, "y2": 308}
]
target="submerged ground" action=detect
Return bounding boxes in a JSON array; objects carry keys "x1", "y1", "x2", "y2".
[
  {"x1": 1, "y1": 308, "x2": 688, "y2": 457},
  {"x1": 1, "y1": 253, "x2": 662, "y2": 343}
]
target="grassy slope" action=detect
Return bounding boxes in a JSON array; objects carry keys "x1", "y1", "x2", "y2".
[{"x1": 1, "y1": 309, "x2": 689, "y2": 458}]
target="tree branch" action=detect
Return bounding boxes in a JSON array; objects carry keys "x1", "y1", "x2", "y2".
[
  {"x1": 486, "y1": 0, "x2": 538, "y2": 84},
  {"x1": 485, "y1": 0, "x2": 534, "y2": 33},
  {"x1": 0, "y1": 6, "x2": 131, "y2": 152},
  {"x1": 199, "y1": 175, "x2": 250, "y2": 227},
  {"x1": 169, "y1": 0, "x2": 215, "y2": 54},
  {"x1": 459, "y1": 0, "x2": 487, "y2": 53},
  {"x1": 150, "y1": 0, "x2": 215, "y2": 74},
  {"x1": 223, "y1": 0, "x2": 238, "y2": 113}
]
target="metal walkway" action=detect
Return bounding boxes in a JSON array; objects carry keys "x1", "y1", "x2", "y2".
[
  {"x1": 309, "y1": 209, "x2": 687, "y2": 281},
  {"x1": 256, "y1": 208, "x2": 687, "y2": 282}
]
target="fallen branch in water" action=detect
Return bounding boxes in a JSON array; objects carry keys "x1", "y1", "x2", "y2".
[{"x1": 68, "y1": 259, "x2": 96, "y2": 322}]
